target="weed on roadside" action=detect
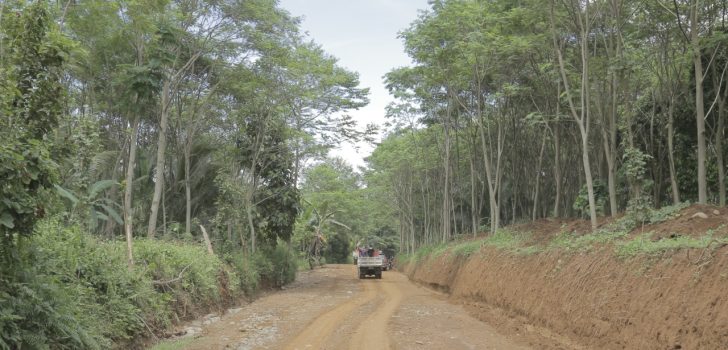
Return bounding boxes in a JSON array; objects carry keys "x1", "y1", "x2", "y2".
[{"x1": 615, "y1": 231, "x2": 728, "y2": 258}]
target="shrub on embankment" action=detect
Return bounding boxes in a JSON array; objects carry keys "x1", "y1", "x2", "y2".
[
  {"x1": 399, "y1": 203, "x2": 728, "y2": 349},
  {"x1": 0, "y1": 218, "x2": 296, "y2": 349}
]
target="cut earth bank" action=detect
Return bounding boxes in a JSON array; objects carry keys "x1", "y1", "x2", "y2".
[{"x1": 400, "y1": 203, "x2": 728, "y2": 350}]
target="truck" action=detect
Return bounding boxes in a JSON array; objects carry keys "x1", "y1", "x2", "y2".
[{"x1": 357, "y1": 256, "x2": 383, "y2": 279}]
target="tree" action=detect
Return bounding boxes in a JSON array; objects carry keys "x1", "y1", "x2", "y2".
[{"x1": 0, "y1": 0, "x2": 69, "y2": 243}]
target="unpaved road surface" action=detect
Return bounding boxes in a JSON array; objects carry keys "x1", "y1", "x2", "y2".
[{"x1": 161, "y1": 264, "x2": 532, "y2": 350}]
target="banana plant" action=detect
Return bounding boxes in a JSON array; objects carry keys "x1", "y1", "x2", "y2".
[
  {"x1": 300, "y1": 199, "x2": 351, "y2": 269},
  {"x1": 54, "y1": 180, "x2": 123, "y2": 232}
]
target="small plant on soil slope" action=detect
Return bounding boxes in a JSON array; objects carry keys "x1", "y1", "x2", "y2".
[
  {"x1": 450, "y1": 240, "x2": 483, "y2": 258},
  {"x1": 615, "y1": 230, "x2": 728, "y2": 258},
  {"x1": 546, "y1": 214, "x2": 638, "y2": 252},
  {"x1": 481, "y1": 229, "x2": 531, "y2": 250},
  {"x1": 410, "y1": 243, "x2": 450, "y2": 263},
  {"x1": 646, "y1": 201, "x2": 691, "y2": 224}
]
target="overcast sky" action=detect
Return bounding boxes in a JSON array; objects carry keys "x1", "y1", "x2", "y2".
[{"x1": 278, "y1": 0, "x2": 430, "y2": 170}]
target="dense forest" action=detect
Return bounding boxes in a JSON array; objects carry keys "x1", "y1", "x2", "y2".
[
  {"x1": 2, "y1": 0, "x2": 728, "y2": 347},
  {"x1": 371, "y1": 0, "x2": 728, "y2": 253}
]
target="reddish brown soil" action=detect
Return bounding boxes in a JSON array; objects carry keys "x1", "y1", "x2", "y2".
[
  {"x1": 154, "y1": 265, "x2": 535, "y2": 349},
  {"x1": 403, "y1": 238, "x2": 728, "y2": 349},
  {"x1": 510, "y1": 216, "x2": 620, "y2": 246},
  {"x1": 511, "y1": 204, "x2": 728, "y2": 243},
  {"x1": 641, "y1": 204, "x2": 728, "y2": 240}
]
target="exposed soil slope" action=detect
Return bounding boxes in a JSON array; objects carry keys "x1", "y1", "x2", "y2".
[{"x1": 403, "y1": 204, "x2": 728, "y2": 350}]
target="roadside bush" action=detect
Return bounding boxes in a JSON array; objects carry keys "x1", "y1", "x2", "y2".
[
  {"x1": 254, "y1": 242, "x2": 297, "y2": 288},
  {"x1": 134, "y1": 239, "x2": 240, "y2": 317},
  {"x1": 0, "y1": 218, "x2": 157, "y2": 349},
  {"x1": 0, "y1": 218, "x2": 257, "y2": 349},
  {"x1": 226, "y1": 253, "x2": 260, "y2": 297}
]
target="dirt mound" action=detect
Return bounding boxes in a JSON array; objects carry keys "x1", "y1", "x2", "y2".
[
  {"x1": 638, "y1": 204, "x2": 728, "y2": 241},
  {"x1": 403, "y1": 244, "x2": 728, "y2": 350},
  {"x1": 512, "y1": 204, "x2": 728, "y2": 244},
  {"x1": 511, "y1": 215, "x2": 619, "y2": 245}
]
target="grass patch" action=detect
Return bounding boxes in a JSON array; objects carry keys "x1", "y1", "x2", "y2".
[
  {"x1": 450, "y1": 240, "x2": 483, "y2": 258},
  {"x1": 547, "y1": 213, "x2": 639, "y2": 252},
  {"x1": 548, "y1": 229, "x2": 629, "y2": 252},
  {"x1": 150, "y1": 337, "x2": 195, "y2": 350},
  {"x1": 401, "y1": 201, "x2": 703, "y2": 266},
  {"x1": 646, "y1": 201, "x2": 691, "y2": 224},
  {"x1": 616, "y1": 231, "x2": 728, "y2": 258},
  {"x1": 412, "y1": 242, "x2": 450, "y2": 263},
  {"x1": 481, "y1": 229, "x2": 531, "y2": 251}
]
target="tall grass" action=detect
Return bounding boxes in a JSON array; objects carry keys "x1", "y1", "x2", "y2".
[{"x1": 0, "y1": 218, "x2": 295, "y2": 349}]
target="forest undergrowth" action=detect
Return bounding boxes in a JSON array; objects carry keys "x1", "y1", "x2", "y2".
[{"x1": 0, "y1": 218, "x2": 297, "y2": 350}]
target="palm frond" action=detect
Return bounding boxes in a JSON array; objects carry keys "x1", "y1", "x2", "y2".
[{"x1": 89, "y1": 150, "x2": 119, "y2": 179}]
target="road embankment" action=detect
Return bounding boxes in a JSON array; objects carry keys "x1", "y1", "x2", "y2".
[{"x1": 402, "y1": 244, "x2": 728, "y2": 349}]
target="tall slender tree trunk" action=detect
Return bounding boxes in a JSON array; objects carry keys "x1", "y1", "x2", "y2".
[
  {"x1": 478, "y1": 121, "x2": 499, "y2": 233},
  {"x1": 717, "y1": 82, "x2": 726, "y2": 206},
  {"x1": 442, "y1": 108, "x2": 452, "y2": 242},
  {"x1": 667, "y1": 98, "x2": 680, "y2": 204},
  {"x1": 606, "y1": 61, "x2": 619, "y2": 216},
  {"x1": 553, "y1": 94, "x2": 562, "y2": 218},
  {"x1": 551, "y1": 0, "x2": 597, "y2": 229},
  {"x1": 470, "y1": 151, "x2": 479, "y2": 235},
  {"x1": 246, "y1": 199, "x2": 256, "y2": 253},
  {"x1": 124, "y1": 117, "x2": 140, "y2": 267},
  {"x1": 580, "y1": 3, "x2": 597, "y2": 230},
  {"x1": 604, "y1": 0, "x2": 622, "y2": 216},
  {"x1": 692, "y1": 2, "x2": 708, "y2": 204},
  {"x1": 147, "y1": 80, "x2": 171, "y2": 237},
  {"x1": 533, "y1": 134, "x2": 547, "y2": 221},
  {"x1": 184, "y1": 140, "x2": 192, "y2": 235},
  {"x1": 244, "y1": 162, "x2": 258, "y2": 254}
]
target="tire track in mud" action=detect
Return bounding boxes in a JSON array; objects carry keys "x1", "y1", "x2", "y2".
[
  {"x1": 155, "y1": 265, "x2": 534, "y2": 350},
  {"x1": 282, "y1": 273, "x2": 377, "y2": 350},
  {"x1": 347, "y1": 276, "x2": 403, "y2": 350}
]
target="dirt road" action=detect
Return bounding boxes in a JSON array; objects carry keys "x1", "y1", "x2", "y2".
[{"x1": 160, "y1": 264, "x2": 532, "y2": 350}]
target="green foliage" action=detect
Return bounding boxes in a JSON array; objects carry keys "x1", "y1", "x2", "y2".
[
  {"x1": 54, "y1": 180, "x2": 123, "y2": 231},
  {"x1": 149, "y1": 338, "x2": 194, "y2": 350},
  {"x1": 572, "y1": 180, "x2": 608, "y2": 218},
  {"x1": 267, "y1": 243, "x2": 298, "y2": 287},
  {"x1": 134, "y1": 239, "x2": 238, "y2": 313},
  {"x1": 411, "y1": 242, "x2": 450, "y2": 263},
  {"x1": 548, "y1": 229, "x2": 630, "y2": 253},
  {"x1": 238, "y1": 117, "x2": 301, "y2": 246},
  {"x1": 0, "y1": 218, "x2": 259, "y2": 348},
  {"x1": 646, "y1": 201, "x2": 691, "y2": 224},
  {"x1": 616, "y1": 231, "x2": 728, "y2": 258},
  {"x1": 252, "y1": 242, "x2": 298, "y2": 288},
  {"x1": 622, "y1": 147, "x2": 652, "y2": 183},
  {"x1": 481, "y1": 229, "x2": 532, "y2": 251},
  {"x1": 450, "y1": 240, "x2": 482, "y2": 258},
  {"x1": 0, "y1": 0, "x2": 69, "y2": 240},
  {"x1": 324, "y1": 231, "x2": 351, "y2": 263},
  {"x1": 225, "y1": 253, "x2": 260, "y2": 297},
  {"x1": 0, "y1": 137, "x2": 58, "y2": 236}
]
